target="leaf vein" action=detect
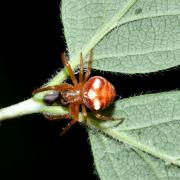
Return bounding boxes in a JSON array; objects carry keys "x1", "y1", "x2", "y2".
[
  {"x1": 94, "y1": 47, "x2": 180, "y2": 60},
  {"x1": 133, "y1": 148, "x2": 161, "y2": 180},
  {"x1": 117, "y1": 11, "x2": 180, "y2": 28}
]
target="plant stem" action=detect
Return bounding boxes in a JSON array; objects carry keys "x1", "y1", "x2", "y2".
[{"x1": 0, "y1": 99, "x2": 42, "y2": 122}]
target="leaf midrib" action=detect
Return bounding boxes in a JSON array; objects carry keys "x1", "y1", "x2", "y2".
[{"x1": 102, "y1": 128, "x2": 180, "y2": 167}]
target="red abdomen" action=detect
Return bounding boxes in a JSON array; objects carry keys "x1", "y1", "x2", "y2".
[{"x1": 82, "y1": 76, "x2": 116, "y2": 111}]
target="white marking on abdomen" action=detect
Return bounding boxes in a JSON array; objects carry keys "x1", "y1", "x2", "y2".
[
  {"x1": 94, "y1": 98, "x2": 101, "y2": 110},
  {"x1": 93, "y1": 79, "x2": 101, "y2": 89},
  {"x1": 88, "y1": 89, "x2": 96, "y2": 100}
]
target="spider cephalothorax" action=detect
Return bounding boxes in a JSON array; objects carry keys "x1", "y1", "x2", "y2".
[{"x1": 33, "y1": 51, "x2": 117, "y2": 135}]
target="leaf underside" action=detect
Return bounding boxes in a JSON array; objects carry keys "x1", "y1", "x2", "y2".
[
  {"x1": 89, "y1": 91, "x2": 180, "y2": 180},
  {"x1": 61, "y1": 0, "x2": 180, "y2": 74},
  {"x1": 61, "y1": 0, "x2": 180, "y2": 179}
]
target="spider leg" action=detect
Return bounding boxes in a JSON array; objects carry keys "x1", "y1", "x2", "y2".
[
  {"x1": 60, "y1": 104, "x2": 79, "y2": 136},
  {"x1": 94, "y1": 112, "x2": 114, "y2": 121},
  {"x1": 83, "y1": 50, "x2": 93, "y2": 83},
  {"x1": 81, "y1": 104, "x2": 87, "y2": 123},
  {"x1": 43, "y1": 113, "x2": 71, "y2": 121},
  {"x1": 93, "y1": 112, "x2": 124, "y2": 122},
  {"x1": 79, "y1": 52, "x2": 83, "y2": 83},
  {"x1": 32, "y1": 84, "x2": 73, "y2": 94},
  {"x1": 61, "y1": 52, "x2": 78, "y2": 85},
  {"x1": 74, "y1": 104, "x2": 80, "y2": 120}
]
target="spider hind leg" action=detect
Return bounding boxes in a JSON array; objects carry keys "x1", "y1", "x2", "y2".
[
  {"x1": 59, "y1": 104, "x2": 79, "y2": 136},
  {"x1": 93, "y1": 112, "x2": 124, "y2": 123}
]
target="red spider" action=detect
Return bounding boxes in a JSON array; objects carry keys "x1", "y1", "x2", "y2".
[{"x1": 33, "y1": 50, "x2": 117, "y2": 135}]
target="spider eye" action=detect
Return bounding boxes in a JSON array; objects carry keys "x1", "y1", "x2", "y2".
[{"x1": 43, "y1": 92, "x2": 60, "y2": 105}]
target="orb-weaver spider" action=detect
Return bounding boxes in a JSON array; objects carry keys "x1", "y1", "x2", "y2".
[{"x1": 33, "y1": 50, "x2": 117, "y2": 135}]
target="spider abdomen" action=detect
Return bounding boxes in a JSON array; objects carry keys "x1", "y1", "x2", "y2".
[{"x1": 82, "y1": 76, "x2": 116, "y2": 111}]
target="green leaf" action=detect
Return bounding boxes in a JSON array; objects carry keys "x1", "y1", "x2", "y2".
[
  {"x1": 88, "y1": 91, "x2": 180, "y2": 180},
  {"x1": 61, "y1": 0, "x2": 180, "y2": 74},
  {"x1": 59, "y1": 1, "x2": 180, "y2": 180}
]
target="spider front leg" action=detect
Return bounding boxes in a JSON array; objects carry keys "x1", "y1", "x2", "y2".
[
  {"x1": 79, "y1": 52, "x2": 84, "y2": 83},
  {"x1": 32, "y1": 83, "x2": 73, "y2": 94},
  {"x1": 61, "y1": 53, "x2": 78, "y2": 85},
  {"x1": 83, "y1": 50, "x2": 93, "y2": 83}
]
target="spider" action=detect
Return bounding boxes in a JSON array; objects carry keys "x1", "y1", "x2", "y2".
[{"x1": 33, "y1": 50, "x2": 117, "y2": 135}]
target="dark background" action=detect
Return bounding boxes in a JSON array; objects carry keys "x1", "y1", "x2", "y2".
[{"x1": 0, "y1": 0, "x2": 180, "y2": 179}]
